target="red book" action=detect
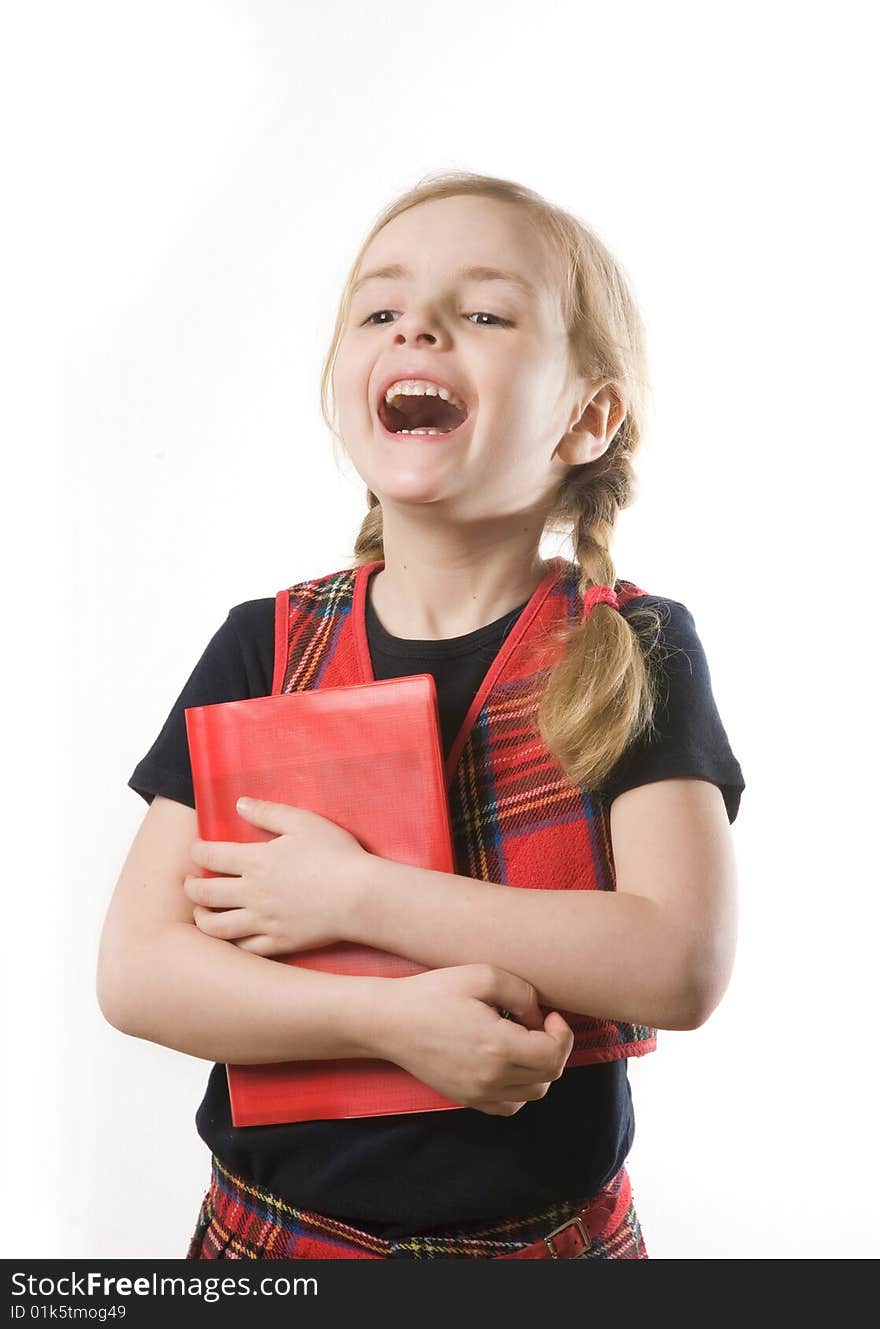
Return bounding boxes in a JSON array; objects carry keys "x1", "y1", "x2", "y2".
[{"x1": 184, "y1": 675, "x2": 463, "y2": 1127}]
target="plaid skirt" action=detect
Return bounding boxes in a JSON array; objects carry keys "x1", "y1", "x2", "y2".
[{"x1": 186, "y1": 1154, "x2": 649, "y2": 1260}]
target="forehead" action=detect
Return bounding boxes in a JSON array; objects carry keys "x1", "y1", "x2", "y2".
[{"x1": 355, "y1": 195, "x2": 561, "y2": 310}]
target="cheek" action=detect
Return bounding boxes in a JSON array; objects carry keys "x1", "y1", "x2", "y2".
[
  {"x1": 332, "y1": 361, "x2": 380, "y2": 481},
  {"x1": 481, "y1": 376, "x2": 547, "y2": 448},
  {"x1": 333, "y1": 342, "x2": 372, "y2": 414}
]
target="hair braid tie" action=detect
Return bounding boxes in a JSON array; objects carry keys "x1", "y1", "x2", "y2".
[{"x1": 582, "y1": 584, "x2": 621, "y2": 619}]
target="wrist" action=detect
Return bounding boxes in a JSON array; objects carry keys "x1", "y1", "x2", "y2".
[
  {"x1": 345, "y1": 975, "x2": 408, "y2": 1061},
  {"x1": 344, "y1": 848, "x2": 380, "y2": 945}
]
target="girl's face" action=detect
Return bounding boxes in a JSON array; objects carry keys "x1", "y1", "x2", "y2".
[{"x1": 333, "y1": 195, "x2": 592, "y2": 523}]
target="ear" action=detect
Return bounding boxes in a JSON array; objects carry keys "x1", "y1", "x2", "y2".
[{"x1": 554, "y1": 383, "x2": 626, "y2": 466}]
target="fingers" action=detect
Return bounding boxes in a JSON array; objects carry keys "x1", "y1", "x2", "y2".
[
  {"x1": 466, "y1": 966, "x2": 574, "y2": 1084},
  {"x1": 183, "y1": 872, "x2": 247, "y2": 908},
  {"x1": 493, "y1": 987, "x2": 544, "y2": 1032},
  {"x1": 475, "y1": 1036, "x2": 571, "y2": 1113},
  {"x1": 467, "y1": 964, "x2": 544, "y2": 1031},
  {"x1": 192, "y1": 904, "x2": 255, "y2": 940},
  {"x1": 472, "y1": 1081, "x2": 552, "y2": 1115},
  {"x1": 233, "y1": 934, "x2": 280, "y2": 956},
  {"x1": 189, "y1": 838, "x2": 257, "y2": 876},
  {"x1": 544, "y1": 1009, "x2": 576, "y2": 1057},
  {"x1": 497, "y1": 1012, "x2": 574, "y2": 1081},
  {"x1": 465, "y1": 1013, "x2": 573, "y2": 1113}
]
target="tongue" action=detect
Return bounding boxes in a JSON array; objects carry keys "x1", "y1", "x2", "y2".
[{"x1": 390, "y1": 394, "x2": 465, "y2": 431}]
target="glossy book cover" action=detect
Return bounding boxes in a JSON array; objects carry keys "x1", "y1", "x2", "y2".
[{"x1": 184, "y1": 675, "x2": 462, "y2": 1126}]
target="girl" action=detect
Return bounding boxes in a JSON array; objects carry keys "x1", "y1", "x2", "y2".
[{"x1": 98, "y1": 170, "x2": 745, "y2": 1260}]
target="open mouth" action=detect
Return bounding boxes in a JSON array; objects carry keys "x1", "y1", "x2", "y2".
[{"x1": 377, "y1": 391, "x2": 470, "y2": 439}]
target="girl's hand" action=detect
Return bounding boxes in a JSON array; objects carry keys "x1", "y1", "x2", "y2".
[
  {"x1": 377, "y1": 963, "x2": 575, "y2": 1117},
  {"x1": 184, "y1": 797, "x2": 368, "y2": 957}
]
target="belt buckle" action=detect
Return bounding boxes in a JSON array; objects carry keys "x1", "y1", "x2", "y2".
[{"x1": 543, "y1": 1214, "x2": 591, "y2": 1259}]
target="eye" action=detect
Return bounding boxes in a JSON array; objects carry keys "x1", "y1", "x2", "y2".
[
  {"x1": 361, "y1": 310, "x2": 513, "y2": 328},
  {"x1": 468, "y1": 312, "x2": 513, "y2": 327}
]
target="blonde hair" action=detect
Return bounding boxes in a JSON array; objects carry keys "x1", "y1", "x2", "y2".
[{"x1": 319, "y1": 170, "x2": 667, "y2": 795}]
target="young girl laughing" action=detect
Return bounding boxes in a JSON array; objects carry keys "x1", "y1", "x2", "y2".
[{"x1": 100, "y1": 170, "x2": 745, "y2": 1260}]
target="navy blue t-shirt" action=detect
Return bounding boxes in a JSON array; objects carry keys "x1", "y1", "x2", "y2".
[{"x1": 128, "y1": 578, "x2": 745, "y2": 1236}]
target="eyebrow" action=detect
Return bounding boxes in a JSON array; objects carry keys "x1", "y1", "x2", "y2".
[{"x1": 351, "y1": 263, "x2": 539, "y2": 300}]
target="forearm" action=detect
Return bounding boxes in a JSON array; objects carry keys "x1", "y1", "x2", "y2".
[
  {"x1": 97, "y1": 922, "x2": 394, "y2": 1063},
  {"x1": 351, "y1": 857, "x2": 699, "y2": 1031}
]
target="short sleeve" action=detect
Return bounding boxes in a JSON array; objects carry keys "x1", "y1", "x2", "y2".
[
  {"x1": 127, "y1": 598, "x2": 276, "y2": 809},
  {"x1": 600, "y1": 597, "x2": 746, "y2": 823}
]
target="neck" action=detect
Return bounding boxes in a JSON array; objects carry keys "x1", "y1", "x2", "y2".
[{"x1": 367, "y1": 511, "x2": 551, "y2": 641}]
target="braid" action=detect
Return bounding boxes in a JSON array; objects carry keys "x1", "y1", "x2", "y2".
[
  {"x1": 537, "y1": 456, "x2": 664, "y2": 793},
  {"x1": 353, "y1": 489, "x2": 385, "y2": 565}
]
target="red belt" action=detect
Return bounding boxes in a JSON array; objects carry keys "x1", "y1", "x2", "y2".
[{"x1": 494, "y1": 1175, "x2": 627, "y2": 1259}]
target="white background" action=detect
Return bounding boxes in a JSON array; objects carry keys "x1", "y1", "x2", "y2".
[{"x1": 6, "y1": 0, "x2": 878, "y2": 1258}]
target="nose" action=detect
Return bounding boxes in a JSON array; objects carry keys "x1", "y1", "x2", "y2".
[
  {"x1": 394, "y1": 326, "x2": 437, "y2": 346},
  {"x1": 391, "y1": 304, "x2": 445, "y2": 346}
]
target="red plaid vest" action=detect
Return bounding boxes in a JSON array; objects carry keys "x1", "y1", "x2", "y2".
[{"x1": 271, "y1": 555, "x2": 657, "y2": 1068}]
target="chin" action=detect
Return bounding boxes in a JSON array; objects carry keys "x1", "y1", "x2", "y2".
[{"x1": 372, "y1": 478, "x2": 453, "y2": 507}]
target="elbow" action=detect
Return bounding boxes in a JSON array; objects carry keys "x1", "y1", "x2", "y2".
[
  {"x1": 96, "y1": 966, "x2": 132, "y2": 1035},
  {"x1": 653, "y1": 986, "x2": 707, "y2": 1032},
  {"x1": 638, "y1": 923, "x2": 729, "y2": 1032},
  {"x1": 674, "y1": 948, "x2": 736, "y2": 1031},
  {"x1": 653, "y1": 980, "x2": 715, "y2": 1032},
  {"x1": 96, "y1": 942, "x2": 143, "y2": 1037},
  {"x1": 674, "y1": 989, "x2": 715, "y2": 1032}
]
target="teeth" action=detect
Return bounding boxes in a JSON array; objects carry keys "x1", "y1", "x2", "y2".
[
  {"x1": 397, "y1": 427, "x2": 448, "y2": 435},
  {"x1": 383, "y1": 379, "x2": 467, "y2": 413}
]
